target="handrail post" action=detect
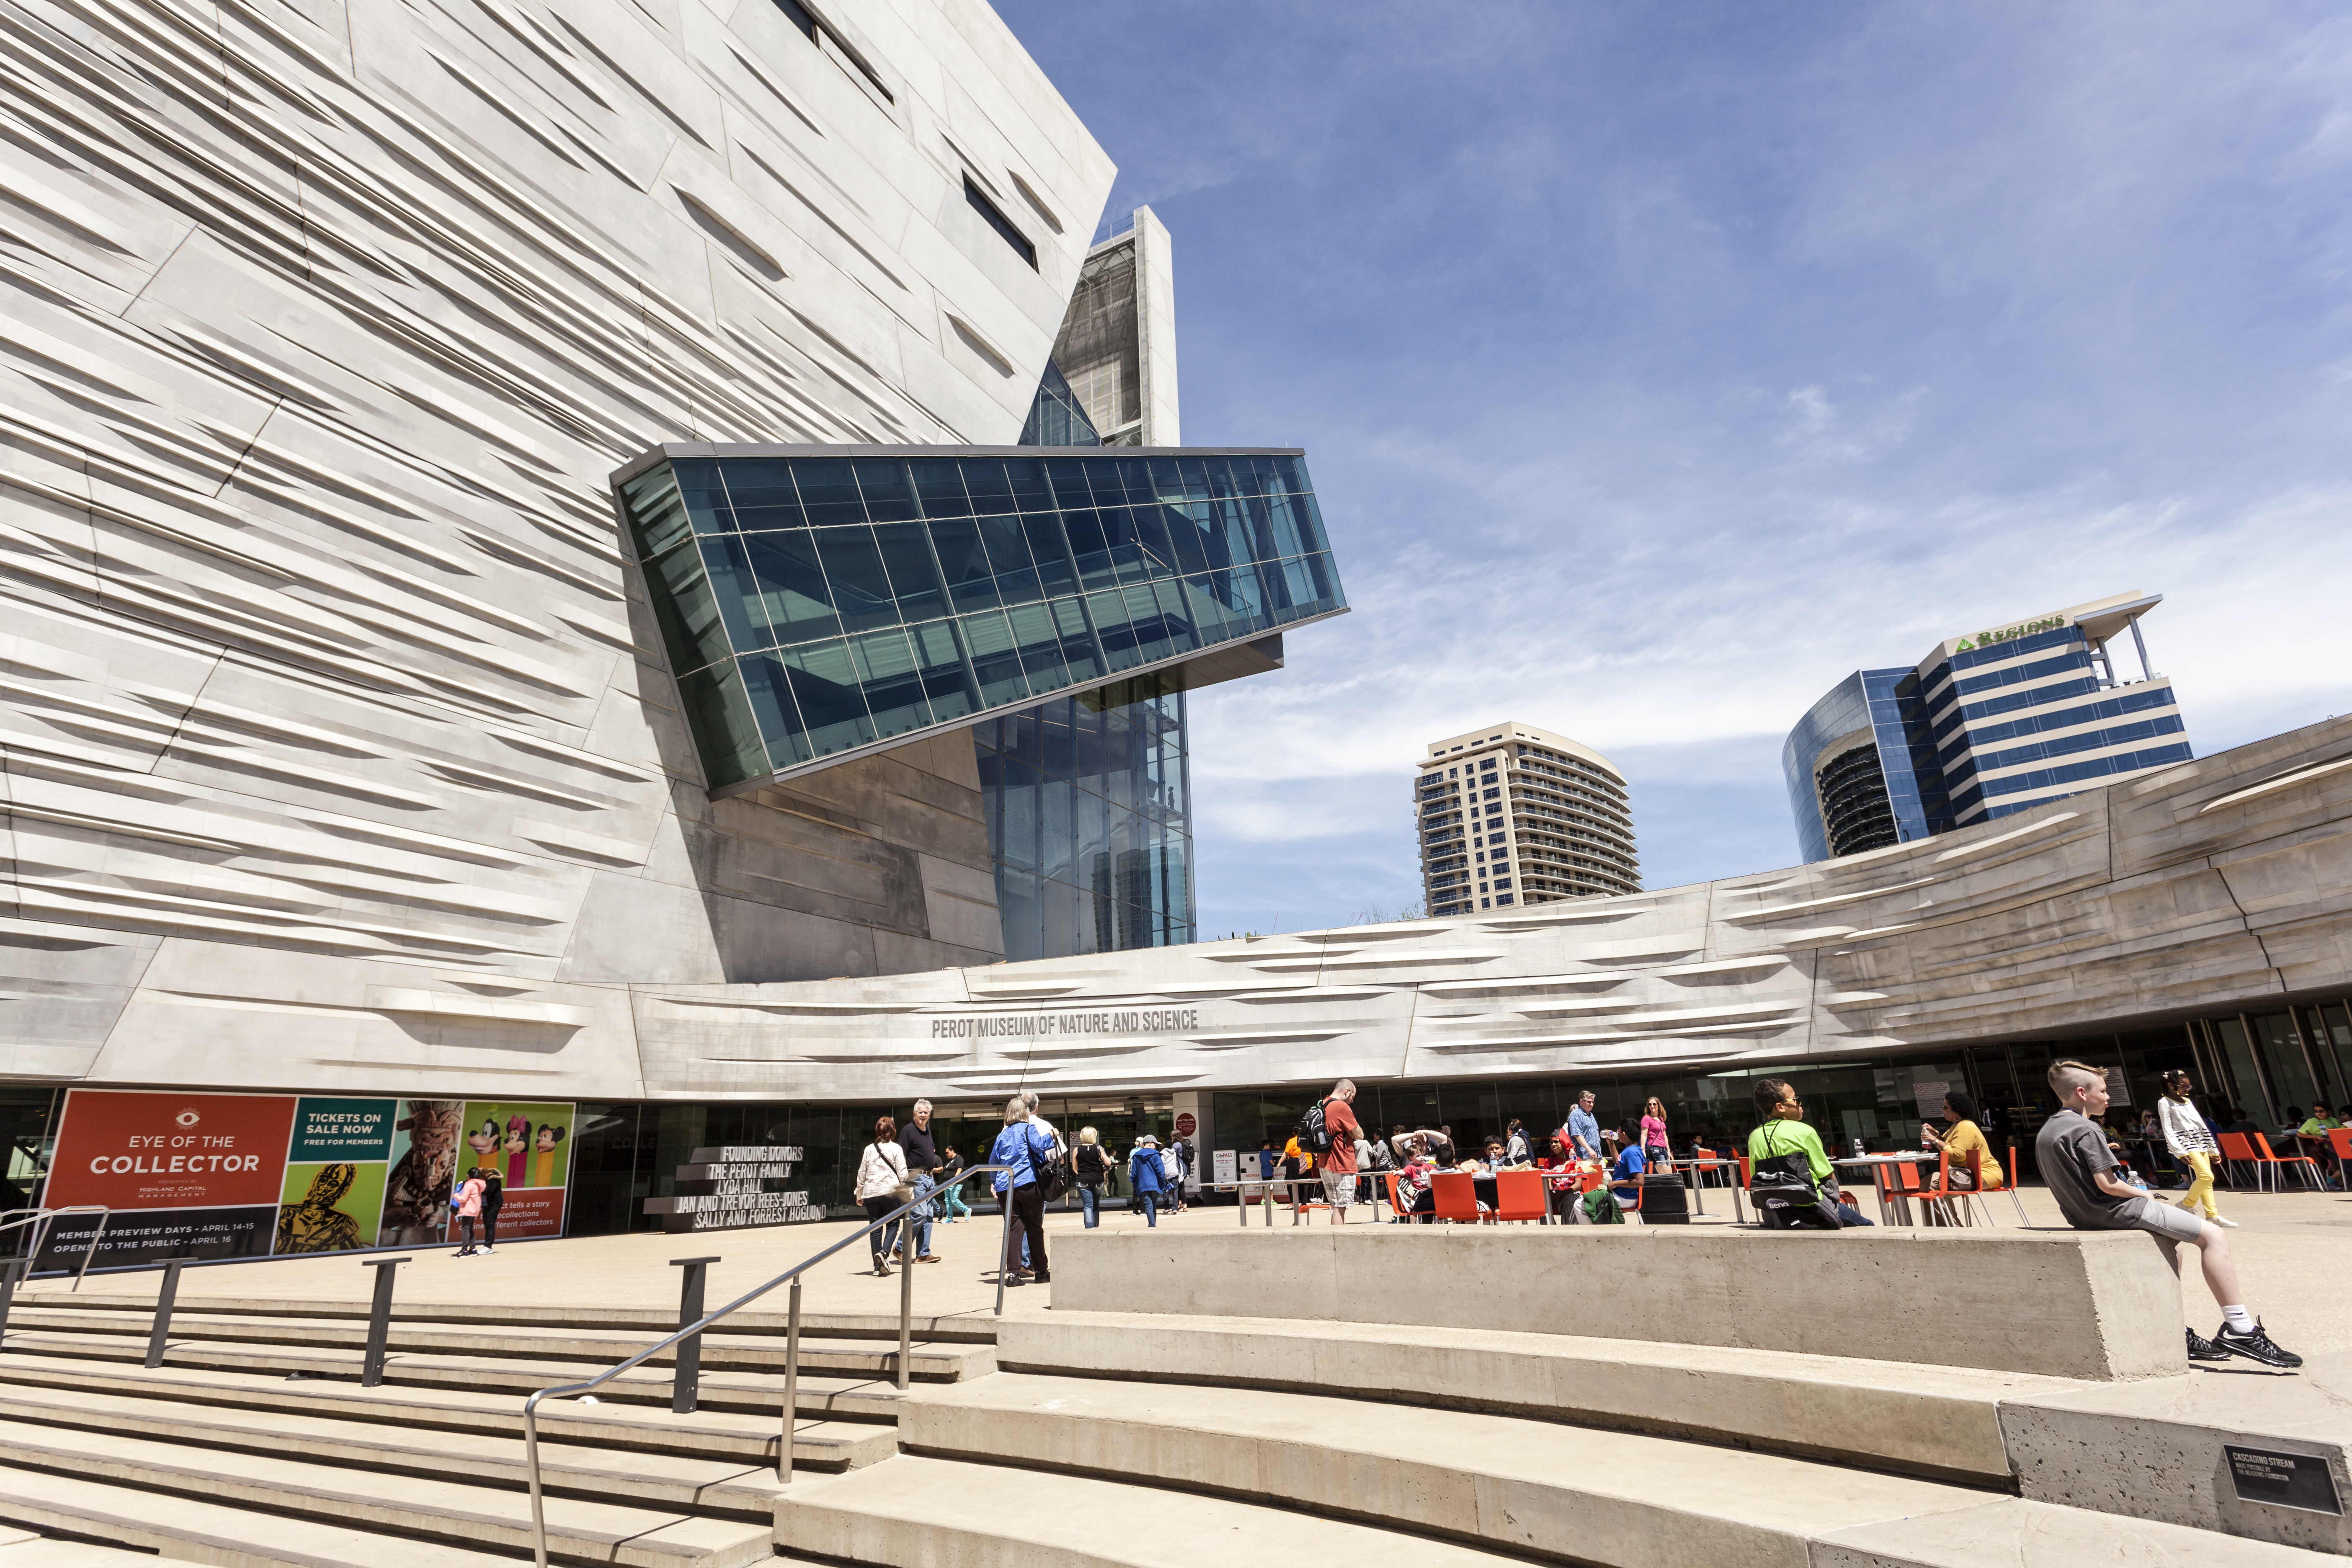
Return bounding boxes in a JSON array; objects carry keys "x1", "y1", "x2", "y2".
[
  {"x1": 143, "y1": 1259, "x2": 186, "y2": 1369},
  {"x1": 359, "y1": 1256, "x2": 410, "y2": 1387},
  {"x1": 993, "y1": 1177, "x2": 1010, "y2": 1316},
  {"x1": 670, "y1": 1255, "x2": 719, "y2": 1414},
  {"x1": 896, "y1": 1220, "x2": 914, "y2": 1391},
  {"x1": 0, "y1": 1257, "x2": 28, "y2": 1347},
  {"x1": 72, "y1": 1207, "x2": 112, "y2": 1291},
  {"x1": 525, "y1": 1390, "x2": 550, "y2": 1568},
  {"x1": 778, "y1": 1274, "x2": 801, "y2": 1485}
]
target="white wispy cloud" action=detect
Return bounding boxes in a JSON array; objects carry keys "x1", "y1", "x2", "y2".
[{"x1": 998, "y1": 0, "x2": 2352, "y2": 929}]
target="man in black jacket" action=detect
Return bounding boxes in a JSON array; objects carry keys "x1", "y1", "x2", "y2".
[{"x1": 895, "y1": 1100, "x2": 942, "y2": 1263}]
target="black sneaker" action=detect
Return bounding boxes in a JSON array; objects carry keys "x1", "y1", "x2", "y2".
[
  {"x1": 2213, "y1": 1320, "x2": 2303, "y2": 1369},
  {"x1": 2185, "y1": 1326, "x2": 2231, "y2": 1363}
]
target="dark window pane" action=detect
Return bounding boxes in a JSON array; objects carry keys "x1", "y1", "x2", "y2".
[
  {"x1": 643, "y1": 535, "x2": 732, "y2": 674},
  {"x1": 812, "y1": 526, "x2": 898, "y2": 632},
  {"x1": 739, "y1": 653, "x2": 811, "y2": 769},
  {"x1": 962, "y1": 460, "x2": 1016, "y2": 515},
  {"x1": 848, "y1": 627, "x2": 934, "y2": 740},
  {"x1": 907, "y1": 620, "x2": 977, "y2": 725},
  {"x1": 959, "y1": 609, "x2": 1032, "y2": 707},
  {"x1": 1005, "y1": 601, "x2": 1070, "y2": 692},
  {"x1": 1017, "y1": 512, "x2": 1078, "y2": 597},
  {"x1": 698, "y1": 535, "x2": 771, "y2": 650},
  {"x1": 742, "y1": 529, "x2": 838, "y2": 647},
  {"x1": 909, "y1": 459, "x2": 972, "y2": 519},
  {"x1": 1004, "y1": 459, "x2": 1055, "y2": 513},
  {"x1": 792, "y1": 459, "x2": 865, "y2": 527},
  {"x1": 870, "y1": 521, "x2": 949, "y2": 623},
  {"x1": 675, "y1": 662, "x2": 770, "y2": 789},
  {"x1": 779, "y1": 640, "x2": 874, "y2": 757},
  {"x1": 853, "y1": 459, "x2": 920, "y2": 524},
  {"x1": 927, "y1": 516, "x2": 998, "y2": 611}
]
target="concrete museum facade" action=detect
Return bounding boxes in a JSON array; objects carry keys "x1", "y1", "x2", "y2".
[{"x1": 5, "y1": 0, "x2": 2352, "y2": 1258}]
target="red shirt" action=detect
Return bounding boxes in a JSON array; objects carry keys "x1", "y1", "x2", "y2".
[{"x1": 1321, "y1": 1097, "x2": 1362, "y2": 1173}]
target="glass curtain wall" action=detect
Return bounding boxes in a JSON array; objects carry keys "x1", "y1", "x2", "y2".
[
  {"x1": 976, "y1": 686, "x2": 1194, "y2": 962},
  {"x1": 617, "y1": 449, "x2": 1345, "y2": 790}
]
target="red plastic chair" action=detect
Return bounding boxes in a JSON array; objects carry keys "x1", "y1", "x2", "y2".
[
  {"x1": 2329, "y1": 1128, "x2": 2352, "y2": 1190},
  {"x1": 2252, "y1": 1133, "x2": 2324, "y2": 1192},
  {"x1": 1492, "y1": 1169, "x2": 1545, "y2": 1224},
  {"x1": 2217, "y1": 1132, "x2": 2264, "y2": 1191},
  {"x1": 1384, "y1": 1170, "x2": 1404, "y2": 1222},
  {"x1": 1915, "y1": 1148, "x2": 1988, "y2": 1227},
  {"x1": 1430, "y1": 1171, "x2": 1482, "y2": 1224}
]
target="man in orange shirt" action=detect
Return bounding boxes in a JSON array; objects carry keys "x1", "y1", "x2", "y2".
[{"x1": 1318, "y1": 1079, "x2": 1362, "y2": 1224}]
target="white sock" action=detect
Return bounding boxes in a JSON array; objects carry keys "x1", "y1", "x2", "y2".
[{"x1": 2221, "y1": 1305, "x2": 2255, "y2": 1333}]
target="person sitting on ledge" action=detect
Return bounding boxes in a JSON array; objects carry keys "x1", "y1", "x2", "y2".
[
  {"x1": 2037, "y1": 1059, "x2": 2300, "y2": 1368},
  {"x1": 1745, "y1": 1080, "x2": 1847, "y2": 1230}
]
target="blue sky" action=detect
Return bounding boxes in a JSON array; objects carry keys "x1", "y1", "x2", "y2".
[{"x1": 994, "y1": 1, "x2": 2352, "y2": 935}]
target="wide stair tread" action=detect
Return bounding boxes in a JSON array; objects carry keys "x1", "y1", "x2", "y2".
[
  {"x1": 0, "y1": 1419, "x2": 774, "y2": 1568},
  {"x1": 0, "y1": 1355, "x2": 893, "y2": 1465},
  {"x1": 0, "y1": 1336, "x2": 918, "y2": 1419},
  {"x1": 908, "y1": 1370, "x2": 1994, "y2": 1562},
  {"x1": 29, "y1": 1293, "x2": 999, "y2": 1341},
  {"x1": 779, "y1": 1453, "x2": 1532, "y2": 1563},
  {"x1": 3, "y1": 1307, "x2": 988, "y2": 1376},
  {"x1": 0, "y1": 1384, "x2": 860, "y2": 1507},
  {"x1": 0, "y1": 1524, "x2": 157, "y2": 1566},
  {"x1": 0, "y1": 1463, "x2": 521, "y2": 1568}
]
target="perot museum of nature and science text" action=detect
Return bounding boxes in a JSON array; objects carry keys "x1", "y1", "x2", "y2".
[{"x1": 7, "y1": 0, "x2": 2352, "y2": 1272}]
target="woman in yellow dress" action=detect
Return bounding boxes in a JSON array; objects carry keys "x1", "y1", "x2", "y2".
[{"x1": 1920, "y1": 1090, "x2": 2004, "y2": 1222}]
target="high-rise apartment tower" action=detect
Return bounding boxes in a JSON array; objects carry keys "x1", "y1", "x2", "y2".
[{"x1": 1417, "y1": 722, "x2": 1641, "y2": 915}]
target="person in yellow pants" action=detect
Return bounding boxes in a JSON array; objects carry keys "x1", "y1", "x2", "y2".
[{"x1": 2159, "y1": 1069, "x2": 2232, "y2": 1226}]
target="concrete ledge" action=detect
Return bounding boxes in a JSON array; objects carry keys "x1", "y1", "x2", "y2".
[
  {"x1": 1049, "y1": 1226, "x2": 2186, "y2": 1380},
  {"x1": 997, "y1": 1310, "x2": 2079, "y2": 1484},
  {"x1": 2000, "y1": 1353, "x2": 2352, "y2": 1556}
]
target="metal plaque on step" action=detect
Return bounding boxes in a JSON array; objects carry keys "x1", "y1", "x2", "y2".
[{"x1": 2224, "y1": 1445, "x2": 2344, "y2": 1515}]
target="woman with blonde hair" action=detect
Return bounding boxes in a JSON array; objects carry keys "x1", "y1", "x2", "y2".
[
  {"x1": 1639, "y1": 1096, "x2": 1673, "y2": 1174},
  {"x1": 990, "y1": 1096, "x2": 1057, "y2": 1285},
  {"x1": 1072, "y1": 1126, "x2": 1112, "y2": 1228},
  {"x1": 2159, "y1": 1069, "x2": 2231, "y2": 1227}
]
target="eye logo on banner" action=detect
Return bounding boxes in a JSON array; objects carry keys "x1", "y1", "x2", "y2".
[{"x1": 38, "y1": 1089, "x2": 577, "y2": 1271}]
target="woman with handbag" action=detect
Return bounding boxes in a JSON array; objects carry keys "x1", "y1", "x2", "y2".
[{"x1": 855, "y1": 1116, "x2": 912, "y2": 1277}]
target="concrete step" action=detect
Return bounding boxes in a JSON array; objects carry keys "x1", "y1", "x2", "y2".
[
  {"x1": 1812, "y1": 1497, "x2": 2343, "y2": 1566},
  {"x1": 0, "y1": 1418, "x2": 776, "y2": 1568},
  {"x1": 0, "y1": 1384, "x2": 884, "y2": 1510},
  {"x1": 0, "y1": 1463, "x2": 518, "y2": 1566},
  {"x1": 4, "y1": 1305, "x2": 992, "y2": 1380},
  {"x1": 775, "y1": 1452, "x2": 1540, "y2": 1564},
  {"x1": 26, "y1": 1290, "x2": 999, "y2": 1342},
  {"x1": 0, "y1": 1332, "x2": 922, "y2": 1421},
  {"x1": 0, "y1": 1351, "x2": 895, "y2": 1467},
  {"x1": 900, "y1": 1372, "x2": 1998, "y2": 1566},
  {"x1": 0, "y1": 1524, "x2": 159, "y2": 1565},
  {"x1": 999, "y1": 1309, "x2": 2084, "y2": 1484}
]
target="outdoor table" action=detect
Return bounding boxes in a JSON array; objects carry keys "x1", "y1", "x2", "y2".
[
  {"x1": 1831, "y1": 1153, "x2": 1933, "y2": 1225},
  {"x1": 1677, "y1": 1157, "x2": 1743, "y2": 1222}
]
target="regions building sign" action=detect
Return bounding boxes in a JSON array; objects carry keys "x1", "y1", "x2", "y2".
[
  {"x1": 642, "y1": 1145, "x2": 820, "y2": 1233},
  {"x1": 1950, "y1": 612, "x2": 2069, "y2": 654},
  {"x1": 39, "y1": 1089, "x2": 576, "y2": 1271}
]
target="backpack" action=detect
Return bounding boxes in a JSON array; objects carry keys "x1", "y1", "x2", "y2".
[
  {"x1": 1749, "y1": 1123, "x2": 1823, "y2": 1208},
  {"x1": 1159, "y1": 1146, "x2": 1180, "y2": 1183},
  {"x1": 1580, "y1": 1187, "x2": 1624, "y2": 1225},
  {"x1": 1033, "y1": 1127, "x2": 1071, "y2": 1201},
  {"x1": 1298, "y1": 1099, "x2": 1333, "y2": 1155}
]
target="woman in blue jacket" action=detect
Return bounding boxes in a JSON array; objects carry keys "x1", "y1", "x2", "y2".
[
  {"x1": 990, "y1": 1097, "x2": 1058, "y2": 1286},
  {"x1": 1127, "y1": 1134, "x2": 1167, "y2": 1227}
]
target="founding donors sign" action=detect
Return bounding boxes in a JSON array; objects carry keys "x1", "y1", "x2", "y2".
[{"x1": 39, "y1": 1089, "x2": 576, "y2": 1271}]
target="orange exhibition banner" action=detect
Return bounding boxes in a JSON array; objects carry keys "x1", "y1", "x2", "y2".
[{"x1": 44, "y1": 1090, "x2": 297, "y2": 1211}]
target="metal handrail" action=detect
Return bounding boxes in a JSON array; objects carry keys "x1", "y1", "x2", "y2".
[
  {"x1": 1, "y1": 1206, "x2": 113, "y2": 1288},
  {"x1": 521, "y1": 1163, "x2": 1014, "y2": 1568}
]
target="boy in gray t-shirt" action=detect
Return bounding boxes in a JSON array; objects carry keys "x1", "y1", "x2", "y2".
[{"x1": 2036, "y1": 1060, "x2": 2298, "y2": 1369}]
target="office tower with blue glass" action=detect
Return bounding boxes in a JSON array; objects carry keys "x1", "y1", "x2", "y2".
[{"x1": 1785, "y1": 591, "x2": 2191, "y2": 861}]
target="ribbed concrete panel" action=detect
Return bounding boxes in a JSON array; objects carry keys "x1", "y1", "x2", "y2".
[{"x1": 1, "y1": 0, "x2": 1111, "y2": 1086}]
